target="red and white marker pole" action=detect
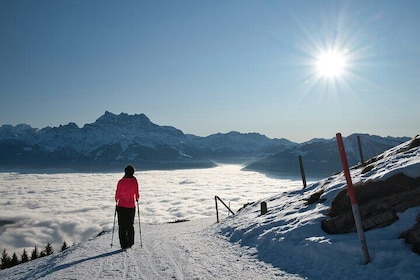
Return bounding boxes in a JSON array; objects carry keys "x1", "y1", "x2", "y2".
[{"x1": 336, "y1": 133, "x2": 371, "y2": 264}]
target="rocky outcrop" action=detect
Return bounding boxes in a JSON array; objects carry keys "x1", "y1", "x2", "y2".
[
  {"x1": 322, "y1": 173, "x2": 420, "y2": 229},
  {"x1": 321, "y1": 173, "x2": 420, "y2": 254}
]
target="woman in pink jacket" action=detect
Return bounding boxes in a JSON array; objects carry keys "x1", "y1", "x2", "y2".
[{"x1": 115, "y1": 165, "x2": 140, "y2": 249}]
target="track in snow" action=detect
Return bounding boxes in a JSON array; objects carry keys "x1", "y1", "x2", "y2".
[{"x1": 3, "y1": 218, "x2": 302, "y2": 279}]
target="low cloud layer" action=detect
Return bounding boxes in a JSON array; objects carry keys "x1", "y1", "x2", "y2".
[{"x1": 0, "y1": 166, "x2": 304, "y2": 254}]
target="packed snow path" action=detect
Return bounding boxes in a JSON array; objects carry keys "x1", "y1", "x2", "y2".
[{"x1": 7, "y1": 218, "x2": 302, "y2": 279}]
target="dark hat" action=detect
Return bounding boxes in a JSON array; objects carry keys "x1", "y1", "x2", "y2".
[{"x1": 124, "y1": 165, "x2": 135, "y2": 178}]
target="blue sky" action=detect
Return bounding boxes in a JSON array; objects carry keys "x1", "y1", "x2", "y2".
[{"x1": 1, "y1": 0, "x2": 419, "y2": 142}]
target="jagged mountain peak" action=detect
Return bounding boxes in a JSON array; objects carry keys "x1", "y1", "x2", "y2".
[
  {"x1": 214, "y1": 131, "x2": 265, "y2": 138},
  {"x1": 0, "y1": 123, "x2": 38, "y2": 139},
  {"x1": 93, "y1": 111, "x2": 152, "y2": 126}
]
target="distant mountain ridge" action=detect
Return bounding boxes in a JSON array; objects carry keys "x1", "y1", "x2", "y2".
[
  {"x1": 0, "y1": 112, "x2": 293, "y2": 171},
  {"x1": 0, "y1": 111, "x2": 411, "y2": 174},
  {"x1": 243, "y1": 133, "x2": 411, "y2": 177}
]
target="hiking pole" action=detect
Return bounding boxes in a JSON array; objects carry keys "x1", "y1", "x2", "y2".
[
  {"x1": 111, "y1": 204, "x2": 117, "y2": 248},
  {"x1": 136, "y1": 200, "x2": 143, "y2": 247}
]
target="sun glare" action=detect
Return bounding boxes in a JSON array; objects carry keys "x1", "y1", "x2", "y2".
[{"x1": 316, "y1": 50, "x2": 347, "y2": 78}]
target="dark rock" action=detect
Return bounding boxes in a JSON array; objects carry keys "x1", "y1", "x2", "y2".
[
  {"x1": 322, "y1": 173, "x2": 420, "y2": 234},
  {"x1": 168, "y1": 219, "x2": 190, "y2": 224},
  {"x1": 305, "y1": 189, "x2": 325, "y2": 205},
  {"x1": 96, "y1": 230, "x2": 107, "y2": 237},
  {"x1": 399, "y1": 221, "x2": 420, "y2": 255},
  {"x1": 362, "y1": 209, "x2": 399, "y2": 231},
  {"x1": 403, "y1": 222, "x2": 420, "y2": 245},
  {"x1": 322, "y1": 212, "x2": 355, "y2": 234},
  {"x1": 413, "y1": 243, "x2": 420, "y2": 254}
]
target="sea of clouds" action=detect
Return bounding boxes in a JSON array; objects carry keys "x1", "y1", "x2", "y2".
[{"x1": 0, "y1": 165, "x2": 306, "y2": 254}]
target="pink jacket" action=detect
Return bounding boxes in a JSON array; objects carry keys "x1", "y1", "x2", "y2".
[{"x1": 115, "y1": 177, "x2": 140, "y2": 208}]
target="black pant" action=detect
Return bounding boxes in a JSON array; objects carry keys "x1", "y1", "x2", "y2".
[{"x1": 117, "y1": 206, "x2": 135, "y2": 249}]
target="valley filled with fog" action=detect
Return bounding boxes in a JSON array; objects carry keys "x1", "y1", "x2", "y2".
[{"x1": 0, "y1": 165, "x2": 305, "y2": 254}]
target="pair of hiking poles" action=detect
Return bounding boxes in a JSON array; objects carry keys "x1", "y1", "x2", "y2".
[{"x1": 110, "y1": 200, "x2": 143, "y2": 248}]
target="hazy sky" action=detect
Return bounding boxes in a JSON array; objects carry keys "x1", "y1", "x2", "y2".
[{"x1": 1, "y1": 0, "x2": 419, "y2": 142}]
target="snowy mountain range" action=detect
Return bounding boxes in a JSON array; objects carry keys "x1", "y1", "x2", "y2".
[
  {"x1": 0, "y1": 111, "x2": 410, "y2": 174},
  {"x1": 244, "y1": 133, "x2": 411, "y2": 177}
]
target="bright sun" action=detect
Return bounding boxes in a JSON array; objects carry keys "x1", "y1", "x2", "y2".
[{"x1": 316, "y1": 50, "x2": 347, "y2": 78}]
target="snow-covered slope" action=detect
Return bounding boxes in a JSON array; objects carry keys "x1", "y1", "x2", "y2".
[
  {"x1": 220, "y1": 136, "x2": 420, "y2": 279},
  {"x1": 1, "y1": 137, "x2": 419, "y2": 279}
]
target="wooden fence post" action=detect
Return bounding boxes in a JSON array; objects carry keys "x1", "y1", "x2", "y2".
[
  {"x1": 357, "y1": 135, "x2": 365, "y2": 166},
  {"x1": 261, "y1": 201, "x2": 267, "y2": 215},
  {"x1": 215, "y1": 196, "x2": 219, "y2": 223},
  {"x1": 215, "y1": 196, "x2": 235, "y2": 223},
  {"x1": 299, "y1": 155, "x2": 307, "y2": 189}
]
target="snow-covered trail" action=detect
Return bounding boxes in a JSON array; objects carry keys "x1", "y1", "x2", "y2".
[
  {"x1": 131, "y1": 219, "x2": 301, "y2": 279},
  {"x1": 7, "y1": 218, "x2": 302, "y2": 279}
]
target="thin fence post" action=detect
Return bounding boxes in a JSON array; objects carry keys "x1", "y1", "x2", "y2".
[
  {"x1": 215, "y1": 196, "x2": 219, "y2": 223},
  {"x1": 215, "y1": 195, "x2": 235, "y2": 223},
  {"x1": 216, "y1": 196, "x2": 235, "y2": 215},
  {"x1": 357, "y1": 135, "x2": 365, "y2": 166},
  {"x1": 299, "y1": 155, "x2": 307, "y2": 189},
  {"x1": 336, "y1": 133, "x2": 371, "y2": 264},
  {"x1": 260, "y1": 201, "x2": 267, "y2": 215}
]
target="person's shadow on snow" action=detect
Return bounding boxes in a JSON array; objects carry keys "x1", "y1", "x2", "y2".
[{"x1": 30, "y1": 249, "x2": 123, "y2": 279}]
